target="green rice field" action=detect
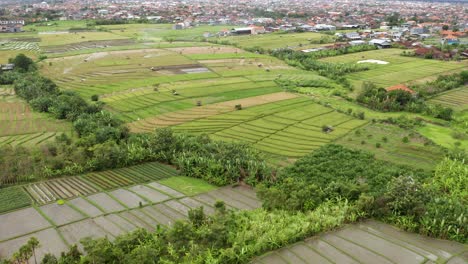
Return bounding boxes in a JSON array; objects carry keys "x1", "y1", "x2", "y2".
[
  {"x1": 320, "y1": 49, "x2": 468, "y2": 90},
  {"x1": 173, "y1": 97, "x2": 368, "y2": 158}
]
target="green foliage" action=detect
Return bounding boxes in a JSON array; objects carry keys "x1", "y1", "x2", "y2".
[
  {"x1": 9, "y1": 53, "x2": 36, "y2": 72},
  {"x1": 357, "y1": 82, "x2": 454, "y2": 120},
  {"x1": 257, "y1": 144, "x2": 426, "y2": 211},
  {"x1": 0, "y1": 186, "x2": 31, "y2": 213},
  {"x1": 415, "y1": 70, "x2": 467, "y2": 98},
  {"x1": 42, "y1": 200, "x2": 357, "y2": 263}
]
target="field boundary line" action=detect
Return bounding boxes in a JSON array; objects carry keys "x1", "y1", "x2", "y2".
[
  {"x1": 105, "y1": 191, "x2": 130, "y2": 209},
  {"x1": 65, "y1": 200, "x2": 90, "y2": 218},
  {"x1": 80, "y1": 195, "x2": 107, "y2": 214},
  {"x1": 123, "y1": 186, "x2": 153, "y2": 204},
  {"x1": 32, "y1": 204, "x2": 57, "y2": 226},
  {"x1": 333, "y1": 233, "x2": 396, "y2": 263}
]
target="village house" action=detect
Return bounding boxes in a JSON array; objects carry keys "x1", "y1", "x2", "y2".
[
  {"x1": 385, "y1": 84, "x2": 416, "y2": 95},
  {"x1": 0, "y1": 20, "x2": 24, "y2": 33}
]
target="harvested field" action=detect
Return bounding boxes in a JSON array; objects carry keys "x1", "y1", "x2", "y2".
[
  {"x1": 67, "y1": 197, "x2": 103, "y2": 217},
  {"x1": 129, "y1": 92, "x2": 299, "y2": 132},
  {"x1": 0, "y1": 228, "x2": 67, "y2": 261},
  {"x1": 58, "y1": 219, "x2": 110, "y2": 251},
  {"x1": 86, "y1": 193, "x2": 126, "y2": 213},
  {"x1": 109, "y1": 189, "x2": 148, "y2": 208},
  {"x1": 253, "y1": 220, "x2": 468, "y2": 264},
  {"x1": 0, "y1": 207, "x2": 51, "y2": 241},
  {"x1": 39, "y1": 203, "x2": 85, "y2": 226},
  {"x1": 93, "y1": 215, "x2": 126, "y2": 237},
  {"x1": 128, "y1": 185, "x2": 172, "y2": 202},
  {"x1": 144, "y1": 182, "x2": 184, "y2": 198}
]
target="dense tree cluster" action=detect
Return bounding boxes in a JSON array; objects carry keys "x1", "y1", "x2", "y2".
[
  {"x1": 258, "y1": 144, "x2": 467, "y2": 243},
  {"x1": 413, "y1": 70, "x2": 468, "y2": 98},
  {"x1": 357, "y1": 82, "x2": 454, "y2": 120}
]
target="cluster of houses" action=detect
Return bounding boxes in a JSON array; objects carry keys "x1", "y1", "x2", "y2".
[{"x1": 0, "y1": 20, "x2": 24, "y2": 33}]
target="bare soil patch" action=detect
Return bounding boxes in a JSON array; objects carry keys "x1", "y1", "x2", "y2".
[
  {"x1": 129, "y1": 184, "x2": 172, "y2": 202},
  {"x1": 0, "y1": 228, "x2": 67, "y2": 261},
  {"x1": 109, "y1": 189, "x2": 148, "y2": 208},
  {"x1": 40, "y1": 203, "x2": 85, "y2": 226},
  {"x1": 86, "y1": 193, "x2": 126, "y2": 213},
  {"x1": 68, "y1": 197, "x2": 103, "y2": 217},
  {"x1": 0, "y1": 207, "x2": 51, "y2": 241}
]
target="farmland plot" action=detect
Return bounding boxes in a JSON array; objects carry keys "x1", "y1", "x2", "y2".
[
  {"x1": 253, "y1": 220, "x2": 468, "y2": 264},
  {"x1": 428, "y1": 86, "x2": 468, "y2": 111},
  {"x1": 319, "y1": 49, "x2": 468, "y2": 89},
  {"x1": 0, "y1": 186, "x2": 31, "y2": 214},
  {"x1": 129, "y1": 92, "x2": 298, "y2": 132},
  {"x1": 173, "y1": 97, "x2": 367, "y2": 158},
  {"x1": 0, "y1": 99, "x2": 71, "y2": 147},
  {"x1": 82, "y1": 162, "x2": 177, "y2": 190},
  {"x1": 24, "y1": 177, "x2": 99, "y2": 205}
]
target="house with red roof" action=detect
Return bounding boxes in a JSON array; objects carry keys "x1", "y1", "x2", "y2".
[{"x1": 386, "y1": 84, "x2": 416, "y2": 95}]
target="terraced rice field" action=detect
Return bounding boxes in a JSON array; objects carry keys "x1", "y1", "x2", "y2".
[
  {"x1": 0, "y1": 99, "x2": 71, "y2": 146},
  {"x1": 129, "y1": 92, "x2": 299, "y2": 132},
  {"x1": 173, "y1": 97, "x2": 368, "y2": 157},
  {"x1": 429, "y1": 86, "x2": 468, "y2": 111},
  {"x1": 320, "y1": 49, "x2": 468, "y2": 89},
  {"x1": 0, "y1": 41, "x2": 40, "y2": 51},
  {"x1": 222, "y1": 32, "x2": 333, "y2": 50},
  {"x1": 253, "y1": 220, "x2": 468, "y2": 264},
  {"x1": 0, "y1": 181, "x2": 259, "y2": 259}
]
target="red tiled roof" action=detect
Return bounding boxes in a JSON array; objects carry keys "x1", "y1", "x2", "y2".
[{"x1": 386, "y1": 84, "x2": 415, "y2": 94}]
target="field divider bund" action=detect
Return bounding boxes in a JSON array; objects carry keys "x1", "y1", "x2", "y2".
[
  {"x1": 123, "y1": 187, "x2": 153, "y2": 204},
  {"x1": 332, "y1": 233, "x2": 395, "y2": 263},
  {"x1": 32, "y1": 204, "x2": 57, "y2": 227},
  {"x1": 143, "y1": 182, "x2": 185, "y2": 198},
  {"x1": 355, "y1": 224, "x2": 439, "y2": 261},
  {"x1": 65, "y1": 200, "x2": 91, "y2": 218},
  {"x1": 105, "y1": 191, "x2": 131, "y2": 209},
  {"x1": 80, "y1": 195, "x2": 107, "y2": 214},
  {"x1": 319, "y1": 236, "x2": 378, "y2": 263}
]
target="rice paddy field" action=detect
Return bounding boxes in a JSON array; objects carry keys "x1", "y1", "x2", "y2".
[
  {"x1": 222, "y1": 31, "x2": 334, "y2": 50},
  {"x1": 253, "y1": 220, "x2": 468, "y2": 264},
  {"x1": 0, "y1": 95, "x2": 72, "y2": 147},
  {"x1": 429, "y1": 86, "x2": 468, "y2": 111},
  {"x1": 320, "y1": 49, "x2": 468, "y2": 90},
  {"x1": 172, "y1": 97, "x2": 368, "y2": 158},
  {"x1": 0, "y1": 168, "x2": 260, "y2": 260}
]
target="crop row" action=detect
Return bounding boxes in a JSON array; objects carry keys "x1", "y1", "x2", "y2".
[
  {"x1": 174, "y1": 98, "x2": 367, "y2": 157},
  {"x1": 0, "y1": 41, "x2": 40, "y2": 51},
  {"x1": 0, "y1": 186, "x2": 32, "y2": 214},
  {"x1": 83, "y1": 162, "x2": 178, "y2": 190},
  {"x1": 24, "y1": 177, "x2": 98, "y2": 205}
]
